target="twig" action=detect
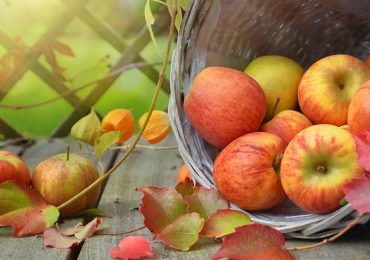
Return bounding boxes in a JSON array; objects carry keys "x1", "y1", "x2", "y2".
[
  {"x1": 110, "y1": 144, "x2": 178, "y2": 151},
  {"x1": 287, "y1": 212, "x2": 368, "y2": 251},
  {"x1": 57, "y1": 9, "x2": 177, "y2": 211},
  {"x1": 96, "y1": 225, "x2": 145, "y2": 236},
  {"x1": 0, "y1": 62, "x2": 163, "y2": 110}
]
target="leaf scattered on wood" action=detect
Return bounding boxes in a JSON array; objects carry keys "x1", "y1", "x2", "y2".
[
  {"x1": 0, "y1": 181, "x2": 59, "y2": 237},
  {"x1": 342, "y1": 174, "x2": 370, "y2": 214},
  {"x1": 200, "y1": 209, "x2": 252, "y2": 238},
  {"x1": 70, "y1": 108, "x2": 102, "y2": 145},
  {"x1": 43, "y1": 218, "x2": 102, "y2": 248},
  {"x1": 110, "y1": 236, "x2": 155, "y2": 260},
  {"x1": 212, "y1": 224, "x2": 294, "y2": 260},
  {"x1": 354, "y1": 131, "x2": 370, "y2": 171}
]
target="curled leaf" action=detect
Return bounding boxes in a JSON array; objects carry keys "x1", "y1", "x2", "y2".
[
  {"x1": 54, "y1": 41, "x2": 75, "y2": 57},
  {"x1": 175, "y1": 177, "x2": 194, "y2": 196},
  {"x1": 94, "y1": 131, "x2": 124, "y2": 159},
  {"x1": 71, "y1": 109, "x2": 102, "y2": 145},
  {"x1": 138, "y1": 110, "x2": 171, "y2": 144},
  {"x1": 342, "y1": 174, "x2": 370, "y2": 214},
  {"x1": 110, "y1": 236, "x2": 155, "y2": 260}
]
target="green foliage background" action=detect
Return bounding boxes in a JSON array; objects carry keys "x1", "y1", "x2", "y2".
[{"x1": 0, "y1": 0, "x2": 169, "y2": 138}]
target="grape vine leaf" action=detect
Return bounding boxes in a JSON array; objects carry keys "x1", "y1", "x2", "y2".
[
  {"x1": 154, "y1": 212, "x2": 204, "y2": 251},
  {"x1": 94, "y1": 131, "x2": 124, "y2": 159},
  {"x1": 200, "y1": 209, "x2": 252, "y2": 238},
  {"x1": 43, "y1": 218, "x2": 102, "y2": 248},
  {"x1": 354, "y1": 132, "x2": 370, "y2": 171},
  {"x1": 342, "y1": 174, "x2": 370, "y2": 214},
  {"x1": 0, "y1": 181, "x2": 59, "y2": 237},
  {"x1": 138, "y1": 186, "x2": 187, "y2": 234},
  {"x1": 110, "y1": 236, "x2": 155, "y2": 260},
  {"x1": 212, "y1": 224, "x2": 294, "y2": 260},
  {"x1": 175, "y1": 177, "x2": 194, "y2": 196},
  {"x1": 70, "y1": 109, "x2": 102, "y2": 145},
  {"x1": 184, "y1": 187, "x2": 228, "y2": 219}
]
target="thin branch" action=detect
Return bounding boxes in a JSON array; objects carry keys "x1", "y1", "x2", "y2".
[
  {"x1": 0, "y1": 62, "x2": 163, "y2": 110},
  {"x1": 96, "y1": 225, "x2": 145, "y2": 236},
  {"x1": 110, "y1": 144, "x2": 178, "y2": 151},
  {"x1": 57, "y1": 9, "x2": 177, "y2": 211},
  {"x1": 287, "y1": 212, "x2": 368, "y2": 251}
]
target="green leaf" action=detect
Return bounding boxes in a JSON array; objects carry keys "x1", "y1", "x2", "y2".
[
  {"x1": 154, "y1": 212, "x2": 205, "y2": 251},
  {"x1": 94, "y1": 131, "x2": 123, "y2": 159},
  {"x1": 145, "y1": 0, "x2": 162, "y2": 58},
  {"x1": 72, "y1": 208, "x2": 110, "y2": 218},
  {"x1": 184, "y1": 187, "x2": 228, "y2": 220},
  {"x1": 200, "y1": 209, "x2": 252, "y2": 238},
  {"x1": 175, "y1": 0, "x2": 182, "y2": 32},
  {"x1": 70, "y1": 109, "x2": 101, "y2": 145},
  {"x1": 340, "y1": 197, "x2": 348, "y2": 206},
  {"x1": 175, "y1": 177, "x2": 194, "y2": 196},
  {"x1": 181, "y1": 0, "x2": 190, "y2": 10},
  {"x1": 0, "y1": 181, "x2": 59, "y2": 237}
]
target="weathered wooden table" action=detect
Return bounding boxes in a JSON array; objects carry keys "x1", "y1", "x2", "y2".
[{"x1": 1, "y1": 135, "x2": 369, "y2": 260}]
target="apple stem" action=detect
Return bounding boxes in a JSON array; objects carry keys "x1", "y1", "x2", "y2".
[
  {"x1": 316, "y1": 165, "x2": 327, "y2": 173},
  {"x1": 66, "y1": 144, "x2": 70, "y2": 161},
  {"x1": 270, "y1": 96, "x2": 281, "y2": 118},
  {"x1": 287, "y1": 212, "x2": 368, "y2": 251}
]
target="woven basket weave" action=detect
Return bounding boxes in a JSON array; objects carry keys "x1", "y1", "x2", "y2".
[{"x1": 168, "y1": 0, "x2": 370, "y2": 239}]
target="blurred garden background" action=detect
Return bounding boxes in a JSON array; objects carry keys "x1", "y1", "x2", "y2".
[{"x1": 0, "y1": 0, "x2": 171, "y2": 139}]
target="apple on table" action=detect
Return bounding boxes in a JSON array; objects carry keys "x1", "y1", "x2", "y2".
[{"x1": 0, "y1": 151, "x2": 30, "y2": 185}]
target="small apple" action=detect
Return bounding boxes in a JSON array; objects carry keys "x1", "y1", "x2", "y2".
[
  {"x1": 261, "y1": 110, "x2": 312, "y2": 146},
  {"x1": 32, "y1": 152, "x2": 101, "y2": 217},
  {"x1": 281, "y1": 124, "x2": 364, "y2": 214},
  {"x1": 184, "y1": 67, "x2": 267, "y2": 148},
  {"x1": 213, "y1": 132, "x2": 286, "y2": 211},
  {"x1": 298, "y1": 54, "x2": 370, "y2": 126},
  {"x1": 244, "y1": 55, "x2": 304, "y2": 121},
  {"x1": 348, "y1": 80, "x2": 370, "y2": 136},
  {"x1": 0, "y1": 151, "x2": 30, "y2": 185}
]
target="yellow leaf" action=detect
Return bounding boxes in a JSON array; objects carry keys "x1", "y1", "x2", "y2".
[
  {"x1": 70, "y1": 109, "x2": 101, "y2": 145},
  {"x1": 94, "y1": 131, "x2": 124, "y2": 159},
  {"x1": 145, "y1": 0, "x2": 162, "y2": 58}
]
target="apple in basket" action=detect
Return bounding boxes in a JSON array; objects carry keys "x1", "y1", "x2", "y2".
[
  {"x1": 280, "y1": 124, "x2": 364, "y2": 214},
  {"x1": 348, "y1": 80, "x2": 370, "y2": 136},
  {"x1": 298, "y1": 54, "x2": 370, "y2": 126},
  {"x1": 213, "y1": 132, "x2": 286, "y2": 211},
  {"x1": 32, "y1": 152, "x2": 101, "y2": 217},
  {"x1": 244, "y1": 55, "x2": 304, "y2": 121},
  {"x1": 184, "y1": 67, "x2": 267, "y2": 149},
  {"x1": 261, "y1": 110, "x2": 312, "y2": 146},
  {"x1": 0, "y1": 151, "x2": 30, "y2": 185}
]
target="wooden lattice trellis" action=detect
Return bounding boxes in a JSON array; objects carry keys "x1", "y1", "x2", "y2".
[{"x1": 0, "y1": 0, "x2": 170, "y2": 138}]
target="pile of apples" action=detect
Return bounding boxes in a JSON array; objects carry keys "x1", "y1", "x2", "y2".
[{"x1": 184, "y1": 54, "x2": 370, "y2": 214}]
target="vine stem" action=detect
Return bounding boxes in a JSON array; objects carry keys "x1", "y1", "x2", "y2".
[
  {"x1": 96, "y1": 225, "x2": 145, "y2": 236},
  {"x1": 0, "y1": 62, "x2": 163, "y2": 110},
  {"x1": 57, "y1": 9, "x2": 177, "y2": 211},
  {"x1": 287, "y1": 212, "x2": 368, "y2": 251}
]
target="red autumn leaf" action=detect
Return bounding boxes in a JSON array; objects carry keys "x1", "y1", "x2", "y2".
[
  {"x1": 54, "y1": 41, "x2": 75, "y2": 57},
  {"x1": 154, "y1": 212, "x2": 205, "y2": 251},
  {"x1": 138, "y1": 186, "x2": 187, "y2": 234},
  {"x1": 43, "y1": 218, "x2": 102, "y2": 248},
  {"x1": 43, "y1": 48, "x2": 66, "y2": 77},
  {"x1": 175, "y1": 177, "x2": 194, "y2": 196},
  {"x1": 184, "y1": 187, "x2": 228, "y2": 220},
  {"x1": 354, "y1": 132, "x2": 370, "y2": 171},
  {"x1": 342, "y1": 174, "x2": 370, "y2": 214},
  {"x1": 0, "y1": 181, "x2": 59, "y2": 237},
  {"x1": 212, "y1": 224, "x2": 294, "y2": 260},
  {"x1": 200, "y1": 209, "x2": 252, "y2": 238},
  {"x1": 110, "y1": 236, "x2": 155, "y2": 260}
]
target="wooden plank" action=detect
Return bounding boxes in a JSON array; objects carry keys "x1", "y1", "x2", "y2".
[{"x1": 0, "y1": 138, "x2": 115, "y2": 260}]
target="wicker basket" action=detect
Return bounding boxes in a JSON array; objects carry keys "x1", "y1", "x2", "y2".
[{"x1": 168, "y1": 0, "x2": 370, "y2": 239}]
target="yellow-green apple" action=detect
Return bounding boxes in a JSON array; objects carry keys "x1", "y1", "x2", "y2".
[
  {"x1": 261, "y1": 110, "x2": 312, "y2": 146},
  {"x1": 0, "y1": 151, "x2": 30, "y2": 185},
  {"x1": 32, "y1": 153, "x2": 101, "y2": 217},
  {"x1": 244, "y1": 55, "x2": 304, "y2": 121},
  {"x1": 348, "y1": 80, "x2": 370, "y2": 136},
  {"x1": 281, "y1": 124, "x2": 364, "y2": 214},
  {"x1": 298, "y1": 54, "x2": 370, "y2": 126},
  {"x1": 213, "y1": 132, "x2": 286, "y2": 211},
  {"x1": 184, "y1": 67, "x2": 267, "y2": 148}
]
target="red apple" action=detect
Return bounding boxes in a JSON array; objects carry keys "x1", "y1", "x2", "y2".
[
  {"x1": 0, "y1": 151, "x2": 30, "y2": 185},
  {"x1": 213, "y1": 132, "x2": 286, "y2": 211},
  {"x1": 348, "y1": 80, "x2": 370, "y2": 136},
  {"x1": 365, "y1": 56, "x2": 370, "y2": 68},
  {"x1": 298, "y1": 54, "x2": 370, "y2": 126},
  {"x1": 184, "y1": 67, "x2": 267, "y2": 148},
  {"x1": 32, "y1": 153, "x2": 101, "y2": 217},
  {"x1": 261, "y1": 110, "x2": 312, "y2": 146},
  {"x1": 281, "y1": 124, "x2": 364, "y2": 214}
]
